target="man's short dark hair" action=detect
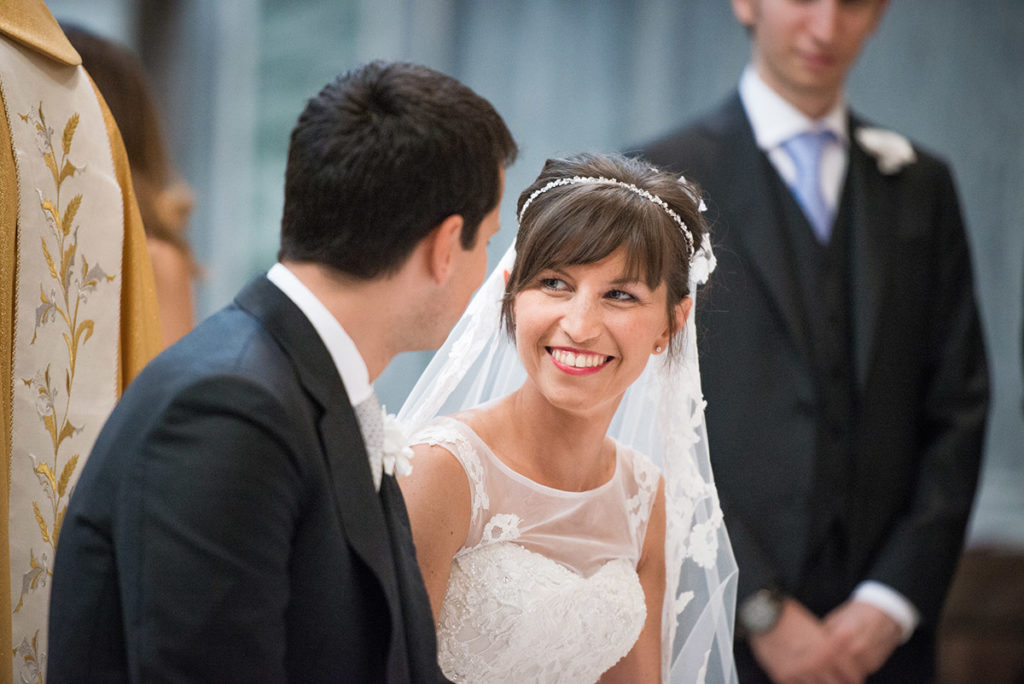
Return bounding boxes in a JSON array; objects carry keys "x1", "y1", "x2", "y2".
[{"x1": 279, "y1": 61, "x2": 517, "y2": 279}]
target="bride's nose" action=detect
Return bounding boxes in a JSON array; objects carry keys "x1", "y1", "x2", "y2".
[{"x1": 559, "y1": 294, "x2": 602, "y2": 344}]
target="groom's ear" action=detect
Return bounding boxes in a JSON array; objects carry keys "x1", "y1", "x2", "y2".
[{"x1": 425, "y1": 214, "x2": 465, "y2": 285}]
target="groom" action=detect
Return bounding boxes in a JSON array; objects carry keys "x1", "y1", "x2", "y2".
[{"x1": 49, "y1": 61, "x2": 516, "y2": 682}]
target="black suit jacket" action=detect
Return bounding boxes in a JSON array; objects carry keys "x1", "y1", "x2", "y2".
[
  {"x1": 49, "y1": 277, "x2": 443, "y2": 682},
  {"x1": 639, "y1": 95, "x2": 988, "y2": 634}
]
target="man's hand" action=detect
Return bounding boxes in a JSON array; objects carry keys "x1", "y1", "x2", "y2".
[
  {"x1": 823, "y1": 600, "x2": 903, "y2": 677},
  {"x1": 750, "y1": 598, "x2": 863, "y2": 684}
]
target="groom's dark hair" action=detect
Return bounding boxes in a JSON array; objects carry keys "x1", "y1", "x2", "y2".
[{"x1": 279, "y1": 60, "x2": 516, "y2": 279}]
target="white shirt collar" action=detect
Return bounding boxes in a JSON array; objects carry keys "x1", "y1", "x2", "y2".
[
  {"x1": 739, "y1": 65, "x2": 848, "y2": 151},
  {"x1": 266, "y1": 263, "x2": 373, "y2": 407}
]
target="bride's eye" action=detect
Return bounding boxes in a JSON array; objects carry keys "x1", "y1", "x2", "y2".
[
  {"x1": 539, "y1": 277, "x2": 567, "y2": 291},
  {"x1": 606, "y1": 289, "x2": 638, "y2": 302}
]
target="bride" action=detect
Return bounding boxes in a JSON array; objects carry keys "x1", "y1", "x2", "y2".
[{"x1": 398, "y1": 153, "x2": 737, "y2": 683}]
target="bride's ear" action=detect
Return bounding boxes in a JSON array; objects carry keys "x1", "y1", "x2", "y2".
[
  {"x1": 654, "y1": 298, "x2": 691, "y2": 354},
  {"x1": 678, "y1": 297, "x2": 693, "y2": 327},
  {"x1": 671, "y1": 298, "x2": 692, "y2": 336}
]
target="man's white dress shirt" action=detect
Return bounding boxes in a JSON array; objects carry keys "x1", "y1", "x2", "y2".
[{"x1": 267, "y1": 263, "x2": 384, "y2": 490}]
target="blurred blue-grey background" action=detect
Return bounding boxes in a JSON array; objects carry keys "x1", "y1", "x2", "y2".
[{"x1": 50, "y1": 0, "x2": 1023, "y2": 551}]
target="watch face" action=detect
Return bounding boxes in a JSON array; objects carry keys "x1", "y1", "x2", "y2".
[{"x1": 740, "y1": 590, "x2": 783, "y2": 634}]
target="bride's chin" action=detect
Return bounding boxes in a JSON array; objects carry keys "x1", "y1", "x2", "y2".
[{"x1": 532, "y1": 388, "x2": 616, "y2": 422}]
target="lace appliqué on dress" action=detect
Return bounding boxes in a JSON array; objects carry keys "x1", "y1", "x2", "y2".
[
  {"x1": 411, "y1": 422, "x2": 489, "y2": 529},
  {"x1": 626, "y1": 451, "x2": 660, "y2": 536},
  {"x1": 480, "y1": 513, "x2": 521, "y2": 546},
  {"x1": 438, "y1": 543, "x2": 646, "y2": 683},
  {"x1": 413, "y1": 417, "x2": 656, "y2": 682}
]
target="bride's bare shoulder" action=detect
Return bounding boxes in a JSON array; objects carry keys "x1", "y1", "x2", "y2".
[
  {"x1": 401, "y1": 430, "x2": 473, "y2": 554},
  {"x1": 407, "y1": 437, "x2": 465, "y2": 483}
]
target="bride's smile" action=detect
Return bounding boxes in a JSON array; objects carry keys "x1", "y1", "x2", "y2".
[
  {"x1": 547, "y1": 346, "x2": 613, "y2": 374},
  {"x1": 513, "y1": 247, "x2": 677, "y2": 416}
]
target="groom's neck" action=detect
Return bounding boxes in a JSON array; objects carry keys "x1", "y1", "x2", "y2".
[{"x1": 281, "y1": 260, "x2": 413, "y2": 383}]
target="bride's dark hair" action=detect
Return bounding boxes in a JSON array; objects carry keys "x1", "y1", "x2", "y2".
[{"x1": 502, "y1": 153, "x2": 708, "y2": 356}]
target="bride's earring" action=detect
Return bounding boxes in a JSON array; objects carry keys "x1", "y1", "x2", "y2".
[{"x1": 654, "y1": 345, "x2": 663, "y2": 354}]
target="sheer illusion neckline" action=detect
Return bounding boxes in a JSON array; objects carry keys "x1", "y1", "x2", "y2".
[{"x1": 443, "y1": 416, "x2": 622, "y2": 497}]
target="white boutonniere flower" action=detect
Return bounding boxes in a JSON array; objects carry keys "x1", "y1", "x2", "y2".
[
  {"x1": 381, "y1": 409, "x2": 414, "y2": 477},
  {"x1": 855, "y1": 127, "x2": 917, "y2": 174}
]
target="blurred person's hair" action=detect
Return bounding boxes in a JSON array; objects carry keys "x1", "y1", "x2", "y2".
[{"x1": 63, "y1": 24, "x2": 194, "y2": 263}]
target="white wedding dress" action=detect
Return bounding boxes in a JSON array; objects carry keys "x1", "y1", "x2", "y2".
[
  {"x1": 401, "y1": 239, "x2": 737, "y2": 682},
  {"x1": 413, "y1": 416, "x2": 660, "y2": 683}
]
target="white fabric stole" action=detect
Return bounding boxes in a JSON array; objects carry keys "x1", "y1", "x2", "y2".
[{"x1": 0, "y1": 37, "x2": 124, "y2": 682}]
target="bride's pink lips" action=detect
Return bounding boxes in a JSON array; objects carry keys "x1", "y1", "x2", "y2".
[{"x1": 546, "y1": 346, "x2": 613, "y2": 376}]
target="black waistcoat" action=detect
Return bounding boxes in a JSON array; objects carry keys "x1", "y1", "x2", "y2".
[{"x1": 770, "y1": 171, "x2": 859, "y2": 597}]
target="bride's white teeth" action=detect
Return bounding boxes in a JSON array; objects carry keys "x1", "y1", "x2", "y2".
[{"x1": 551, "y1": 349, "x2": 606, "y2": 368}]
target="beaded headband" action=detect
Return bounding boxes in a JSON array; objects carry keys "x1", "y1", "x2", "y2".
[{"x1": 517, "y1": 175, "x2": 695, "y2": 257}]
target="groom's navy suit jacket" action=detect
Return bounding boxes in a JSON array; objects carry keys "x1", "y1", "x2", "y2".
[
  {"x1": 49, "y1": 277, "x2": 442, "y2": 682},
  {"x1": 640, "y1": 94, "x2": 988, "y2": 677}
]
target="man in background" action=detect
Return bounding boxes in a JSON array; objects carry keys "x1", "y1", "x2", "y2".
[{"x1": 641, "y1": 0, "x2": 988, "y2": 680}]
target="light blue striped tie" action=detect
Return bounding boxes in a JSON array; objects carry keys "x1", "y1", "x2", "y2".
[{"x1": 782, "y1": 130, "x2": 835, "y2": 243}]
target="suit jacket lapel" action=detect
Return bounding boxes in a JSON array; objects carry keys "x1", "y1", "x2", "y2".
[
  {"x1": 318, "y1": 398, "x2": 403, "y2": 606},
  {"x1": 233, "y1": 278, "x2": 403, "y2": 611},
  {"x1": 846, "y1": 115, "x2": 894, "y2": 387},
  {"x1": 716, "y1": 95, "x2": 815, "y2": 366},
  {"x1": 379, "y1": 475, "x2": 441, "y2": 680}
]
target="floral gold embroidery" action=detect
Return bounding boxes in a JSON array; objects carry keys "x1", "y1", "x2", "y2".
[
  {"x1": 14, "y1": 103, "x2": 113, "y2": 637},
  {"x1": 13, "y1": 630, "x2": 43, "y2": 683}
]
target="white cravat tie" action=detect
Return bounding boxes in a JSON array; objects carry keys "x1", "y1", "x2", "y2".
[
  {"x1": 782, "y1": 129, "x2": 836, "y2": 243},
  {"x1": 354, "y1": 391, "x2": 384, "y2": 491}
]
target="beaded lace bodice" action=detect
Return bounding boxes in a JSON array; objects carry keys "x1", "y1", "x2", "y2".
[{"x1": 413, "y1": 416, "x2": 661, "y2": 683}]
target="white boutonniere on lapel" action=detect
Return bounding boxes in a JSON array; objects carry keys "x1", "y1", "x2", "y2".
[
  {"x1": 381, "y1": 409, "x2": 414, "y2": 477},
  {"x1": 855, "y1": 127, "x2": 917, "y2": 174}
]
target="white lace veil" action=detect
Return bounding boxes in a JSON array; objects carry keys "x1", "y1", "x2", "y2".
[{"x1": 399, "y1": 185, "x2": 738, "y2": 684}]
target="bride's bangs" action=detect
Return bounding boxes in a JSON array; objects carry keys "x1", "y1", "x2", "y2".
[
  {"x1": 528, "y1": 190, "x2": 671, "y2": 287},
  {"x1": 619, "y1": 202, "x2": 674, "y2": 289}
]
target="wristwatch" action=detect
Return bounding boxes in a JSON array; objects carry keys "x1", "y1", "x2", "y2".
[{"x1": 737, "y1": 588, "x2": 785, "y2": 638}]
